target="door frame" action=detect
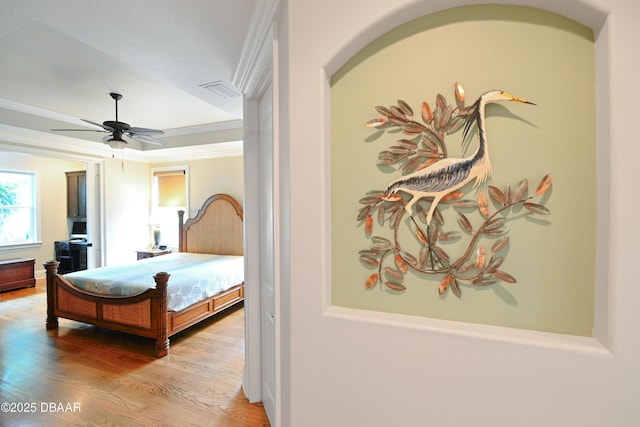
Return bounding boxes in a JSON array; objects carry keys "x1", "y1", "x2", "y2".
[{"x1": 241, "y1": 21, "x2": 279, "y2": 413}]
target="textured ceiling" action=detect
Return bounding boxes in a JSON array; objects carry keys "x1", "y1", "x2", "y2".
[{"x1": 0, "y1": 0, "x2": 259, "y2": 157}]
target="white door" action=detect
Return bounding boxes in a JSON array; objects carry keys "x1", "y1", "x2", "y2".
[{"x1": 259, "y1": 81, "x2": 277, "y2": 423}]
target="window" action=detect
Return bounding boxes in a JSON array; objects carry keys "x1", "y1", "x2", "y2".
[
  {"x1": 151, "y1": 168, "x2": 188, "y2": 249},
  {"x1": 0, "y1": 171, "x2": 37, "y2": 245}
]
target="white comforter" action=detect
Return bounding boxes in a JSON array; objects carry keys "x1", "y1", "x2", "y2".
[{"x1": 63, "y1": 252, "x2": 244, "y2": 312}]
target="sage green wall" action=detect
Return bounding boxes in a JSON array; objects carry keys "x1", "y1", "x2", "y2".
[
  {"x1": 331, "y1": 5, "x2": 596, "y2": 335},
  {"x1": 0, "y1": 152, "x2": 85, "y2": 276}
]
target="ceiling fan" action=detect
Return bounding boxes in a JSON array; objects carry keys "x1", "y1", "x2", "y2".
[{"x1": 53, "y1": 92, "x2": 165, "y2": 148}]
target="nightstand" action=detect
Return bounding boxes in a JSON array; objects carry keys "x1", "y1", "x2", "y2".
[{"x1": 136, "y1": 249, "x2": 172, "y2": 260}]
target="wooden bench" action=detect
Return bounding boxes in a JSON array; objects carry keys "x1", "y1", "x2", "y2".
[{"x1": 0, "y1": 258, "x2": 36, "y2": 292}]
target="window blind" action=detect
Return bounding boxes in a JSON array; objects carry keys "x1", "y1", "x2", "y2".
[{"x1": 154, "y1": 170, "x2": 186, "y2": 207}]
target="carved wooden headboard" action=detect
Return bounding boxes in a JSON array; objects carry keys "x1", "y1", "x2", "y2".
[{"x1": 177, "y1": 194, "x2": 243, "y2": 255}]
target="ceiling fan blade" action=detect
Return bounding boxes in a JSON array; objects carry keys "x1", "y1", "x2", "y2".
[
  {"x1": 82, "y1": 119, "x2": 113, "y2": 131},
  {"x1": 128, "y1": 133, "x2": 166, "y2": 145},
  {"x1": 128, "y1": 127, "x2": 164, "y2": 135},
  {"x1": 51, "y1": 128, "x2": 106, "y2": 132}
]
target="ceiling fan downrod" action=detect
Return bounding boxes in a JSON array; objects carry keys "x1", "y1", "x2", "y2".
[{"x1": 110, "y1": 92, "x2": 122, "y2": 122}]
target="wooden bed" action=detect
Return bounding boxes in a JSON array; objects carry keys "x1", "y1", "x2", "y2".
[{"x1": 44, "y1": 193, "x2": 244, "y2": 357}]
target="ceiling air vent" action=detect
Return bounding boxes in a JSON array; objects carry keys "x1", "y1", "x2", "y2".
[{"x1": 200, "y1": 80, "x2": 242, "y2": 99}]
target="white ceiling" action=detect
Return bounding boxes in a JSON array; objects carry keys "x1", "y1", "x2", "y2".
[{"x1": 0, "y1": 0, "x2": 268, "y2": 160}]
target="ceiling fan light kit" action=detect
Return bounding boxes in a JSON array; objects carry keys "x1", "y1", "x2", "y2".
[{"x1": 106, "y1": 135, "x2": 126, "y2": 150}]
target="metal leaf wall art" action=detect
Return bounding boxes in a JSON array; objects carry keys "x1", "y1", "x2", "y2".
[{"x1": 358, "y1": 83, "x2": 552, "y2": 298}]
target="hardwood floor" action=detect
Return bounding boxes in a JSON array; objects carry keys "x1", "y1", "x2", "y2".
[{"x1": 0, "y1": 280, "x2": 270, "y2": 427}]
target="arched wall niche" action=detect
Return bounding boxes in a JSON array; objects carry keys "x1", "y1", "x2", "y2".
[
  {"x1": 324, "y1": 1, "x2": 609, "y2": 77},
  {"x1": 326, "y1": 2, "x2": 610, "y2": 346},
  {"x1": 280, "y1": 0, "x2": 640, "y2": 425}
]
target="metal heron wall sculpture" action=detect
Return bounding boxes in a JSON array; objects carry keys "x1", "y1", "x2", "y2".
[{"x1": 358, "y1": 83, "x2": 553, "y2": 298}]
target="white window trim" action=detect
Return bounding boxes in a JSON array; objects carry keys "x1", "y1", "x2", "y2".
[
  {"x1": 0, "y1": 169, "x2": 40, "y2": 248},
  {"x1": 150, "y1": 165, "x2": 189, "y2": 250}
]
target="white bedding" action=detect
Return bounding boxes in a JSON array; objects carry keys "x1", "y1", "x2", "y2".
[{"x1": 62, "y1": 252, "x2": 244, "y2": 312}]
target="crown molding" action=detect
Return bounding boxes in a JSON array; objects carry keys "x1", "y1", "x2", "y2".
[
  {"x1": 0, "y1": 98, "x2": 91, "y2": 128},
  {"x1": 162, "y1": 119, "x2": 243, "y2": 137},
  {"x1": 0, "y1": 124, "x2": 242, "y2": 164},
  {"x1": 138, "y1": 140, "x2": 243, "y2": 162},
  {"x1": 233, "y1": 0, "x2": 280, "y2": 98}
]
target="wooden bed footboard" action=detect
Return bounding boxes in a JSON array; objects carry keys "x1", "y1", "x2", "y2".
[
  {"x1": 44, "y1": 261, "x2": 244, "y2": 357},
  {"x1": 44, "y1": 260, "x2": 171, "y2": 357}
]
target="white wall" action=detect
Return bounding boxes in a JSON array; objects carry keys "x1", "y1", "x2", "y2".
[
  {"x1": 0, "y1": 152, "x2": 85, "y2": 277},
  {"x1": 102, "y1": 157, "x2": 150, "y2": 264},
  {"x1": 152, "y1": 155, "x2": 244, "y2": 218},
  {"x1": 0, "y1": 150, "x2": 244, "y2": 268},
  {"x1": 279, "y1": 0, "x2": 640, "y2": 426},
  {"x1": 99, "y1": 155, "x2": 245, "y2": 264}
]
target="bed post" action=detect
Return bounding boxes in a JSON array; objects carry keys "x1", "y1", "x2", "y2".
[
  {"x1": 153, "y1": 271, "x2": 171, "y2": 357},
  {"x1": 178, "y1": 210, "x2": 185, "y2": 252},
  {"x1": 44, "y1": 260, "x2": 59, "y2": 330}
]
